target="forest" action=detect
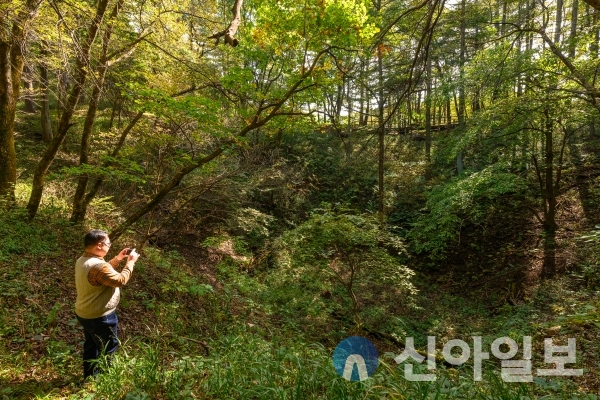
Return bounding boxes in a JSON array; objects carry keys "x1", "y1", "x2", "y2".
[{"x1": 1, "y1": 0, "x2": 600, "y2": 397}]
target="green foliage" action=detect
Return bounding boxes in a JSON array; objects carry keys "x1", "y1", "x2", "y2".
[
  {"x1": 251, "y1": 0, "x2": 378, "y2": 51},
  {"x1": 226, "y1": 207, "x2": 275, "y2": 249},
  {"x1": 144, "y1": 248, "x2": 214, "y2": 298},
  {"x1": 0, "y1": 208, "x2": 60, "y2": 262},
  {"x1": 410, "y1": 166, "x2": 528, "y2": 260},
  {"x1": 556, "y1": 301, "x2": 600, "y2": 329},
  {"x1": 575, "y1": 225, "x2": 600, "y2": 289},
  {"x1": 271, "y1": 205, "x2": 415, "y2": 326},
  {"x1": 578, "y1": 225, "x2": 600, "y2": 243},
  {"x1": 76, "y1": 332, "x2": 595, "y2": 400},
  {"x1": 58, "y1": 157, "x2": 147, "y2": 184}
]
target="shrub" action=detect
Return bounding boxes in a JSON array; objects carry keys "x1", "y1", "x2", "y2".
[
  {"x1": 272, "y1": 205, "x2": 415, "y2": 328},
  {"x1": 410, "y1": 165, "x2": 528, "y2": 261}
]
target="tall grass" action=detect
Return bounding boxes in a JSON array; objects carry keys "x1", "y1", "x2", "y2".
[{"x1": 71, "y1": 332, "x2": 596, "y2": 400}]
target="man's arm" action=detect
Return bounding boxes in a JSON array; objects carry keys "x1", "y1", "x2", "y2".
[{"x1": 88, "y1": 260, "x2": 135, "y2": 288}]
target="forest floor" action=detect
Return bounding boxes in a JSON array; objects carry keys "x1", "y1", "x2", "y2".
[{"x1": 1, "y1": 202, "x2": 599, "y2": 398}]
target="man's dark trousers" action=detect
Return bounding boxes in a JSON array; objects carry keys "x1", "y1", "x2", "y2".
[{"x1": 76, "y1": 311, "x2": 119, "y2": 378}]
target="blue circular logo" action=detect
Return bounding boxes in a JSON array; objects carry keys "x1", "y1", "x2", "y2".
[{"x1": 332, "y1": 336, "x2": 379, "y2": 381}]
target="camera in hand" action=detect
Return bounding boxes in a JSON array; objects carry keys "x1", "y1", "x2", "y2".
[{"x1": 126, "y1": 248, "x2": 135, "y2": 255}]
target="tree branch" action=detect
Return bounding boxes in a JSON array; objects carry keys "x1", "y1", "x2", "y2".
[
  {"x1": 109, "y1": 47, "x2": 330, "y2": 240},
  {"x1": 106, "y1": 31, "x2": 153, "y2": 66},
  {"x1": 208, "y1": 0, "x2": 243, "y2": 47},
  {"x1": 582, "y1": 0, "x2": 600, "y2": 11}
]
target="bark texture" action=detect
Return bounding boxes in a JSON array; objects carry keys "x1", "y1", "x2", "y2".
[
  {"x1": 0, "y1": 0, "x2": 43, "y2": 201},
  {"x1": 209, "y1": 0, "x2": 243, "y2": 47}
]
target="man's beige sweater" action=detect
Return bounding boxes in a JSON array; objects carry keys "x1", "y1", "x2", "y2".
[{"x1": 75, "y1": 252, "x2": 133, "y2": 319}]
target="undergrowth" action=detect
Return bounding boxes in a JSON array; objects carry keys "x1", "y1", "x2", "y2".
[{"x1": 1, "y1": 181, "x2": 599, "y2": 398}]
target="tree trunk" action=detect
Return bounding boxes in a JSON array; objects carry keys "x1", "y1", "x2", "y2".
[
  {"x1": 71, "y1": 0, "x2": 125, "y2": 223},
  {"x1": 27, "y1": 0, "x2": 110, "y2": 219},
  {"x1": 501, "y1": 0, "x2": 508, "y2": 36},
  {"x1": 363, "y1": 58, "x2": 371, "y2": 126},
  {"x1": 569, "y1": 0, "x2": 579, "y2": 58},
  {"x1": 344, "y1": 76, "x2": 353, "y2": 159},
  {"x1": 555, "y1": 0, "x2": 564, "y2": 44},
  {"x1": 377, "y1": 52, "x2": 385, "y2": 223},
  {"x1": 78, "y1": 112, "x2": 144, "y2": 219},
  {"x1": 457, "y1": 0, "x2": 466, "y2": 173},
  {"x1": 541, "y1": 108, "x2": 557, "y2": 278},
  {"x1": 0, "y1": 0, "x2": 43, "y2": 201},
  {"x1": 0, "y1": 44, "x2": 18, "y2": 202},
  {"x1": 39, "y1": 48, "x2": 53, "y2": 143},
  {"x1": 544, "y1": 110, "x2": 557, "y2": 232},
  {"x1": 57, "y1": 70, "x2": 68, "y2": 122},
  {"x1": 446, "y1": 97, "x2": 451, "y2": 127},
  {"x1": 377, "y1": 38, "x2": 385, "y2": 223},
  {"x1": 359, "y1": 72, "x2": 365, "y2": 126},
  {"x1": 407, "y1": 97, "x2": 412, "y2": 134},
  {"x1": 458, "y1": 0, "x2": 466, "y2": 125},
  {"x1": 23, "y1": 65, "x2": 36, "y2": 113},
  {"x1": 425, "y1": 56, "x2": 432, "y2": 181}
]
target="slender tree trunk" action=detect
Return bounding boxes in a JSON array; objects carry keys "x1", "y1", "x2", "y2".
[
  {"x1": 457, "y1": 0, "x2": 466, "y2": 174},
  {"x1": 407, "y1": 97, "x2": 412, "y2": 134},
  {"x1": 415, "y1": 90, "x2": 421, "y2": 115},
  {"x1": 425, "y1": 56, "x2": 432, "y2": 181},
  {"x1": 569, "y1": 0, "x2": 579, "y2": 57},
  {"x1": 0, "y1": 44, "x2": 18, "y2": 202},
  {"x1": 544, "y1": 110, "x2": 557, "y2": 232},
  {"x1": 364, "y1": 92, "x2": 370, "y2": 126},
  {"x1": 555, "y1": 0, "x2": 564, "y2": 44},
  {"x1": 501, "y1": 0, "x2": 508, "y2": 36},
  {"x1": 335, "y1": 82, "x2": 344, "y2": 123},
  {"x1": 27, "y1": 0, "x2": 111, "y2": 219},
  {"x1": 516, "y1": 0, "x2": 524, "y2": 98},
  {"x1": 541, "y1": 108, "x2": 557, "y2": 277},
  {"x1": 39, "y1": 61, "x2": 53, "y2": 143},
  {"x1": 494, "y1": 0, "x2": 501, "y2": 34},
  {"x1": 23, "y1": 65, "x2": 36, "y2": 113},
  {"x1": 595, "y1": 9, "x2": 600, "y2": 58},
  {"x1": 71, "y1": 0, "x2": 125, "y2": 223},
  {"x1": 446, "y1": 97, "x2": 451, "y2": 127},
  {"x1": 344, "y1": 76, "x2": 353, "y2": 159},
  {"x1": 361, "y1": 58, "x2": 370, "y2": 126},
  {"x1": 0, "y1": 0, "x2": 43, "y2": 201},
  {"x1": 79, "y1": 111, "x2": 144, "y2": 218},
  {"x1": 527, "y1": 0, "x2": 535, "y2": 51},
  {"x1": 359, "y1": 72, "x2": 365, "y2": 126},
  {"x1": 377, "y1": 32, "x2": 385, "y2": 222},
  {"x1": 458, "y1": 0, "x2": 466, "y2": 125},
  {"x1": 590, "y1": 5, "x2": 599, "y2": 137}
]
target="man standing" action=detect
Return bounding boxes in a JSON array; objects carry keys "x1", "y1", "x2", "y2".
[{"x1": 75, "y1": 229, "x2": 139, "y2": 379}]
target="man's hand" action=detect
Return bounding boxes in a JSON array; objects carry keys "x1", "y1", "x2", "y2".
[
  {"x1": 127, "y1": 249, "x2": 140, "y2": 263},
  {"x1": 116, "y1": 248, "x2": 129, "y2": 261}
]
